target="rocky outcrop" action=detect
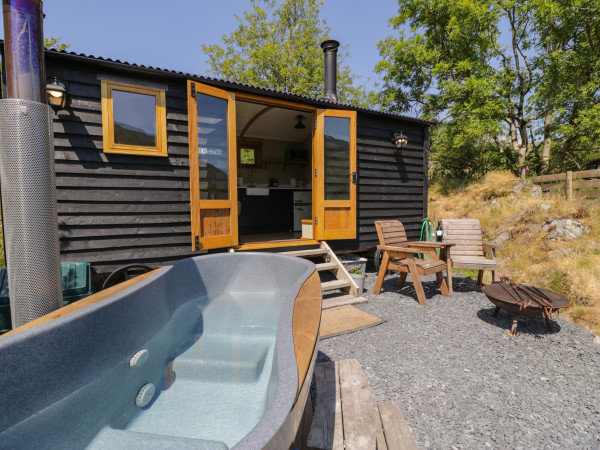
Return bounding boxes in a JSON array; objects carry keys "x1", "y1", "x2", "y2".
[
  {"x1": 493, "y1": 231, "x2": 511, "y2": 246},
  {"x1": 543, "y1": 219, "x2": 590, "y2": 241},
  {"x1": 510, "y1": 179, "x2": 543, "y2": 199}
]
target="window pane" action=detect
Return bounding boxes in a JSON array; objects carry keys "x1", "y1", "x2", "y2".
[
  {"x1": 113, "y1": 90, "x2": 157, "y2": 147},
  {"x1": 324, "y1": 116, "x2": 350, "y2": 200},
  {"x1": 197, "y1": 93, "x2": 229, "y2": 200}
]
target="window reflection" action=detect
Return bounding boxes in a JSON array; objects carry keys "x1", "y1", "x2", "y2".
[
  {"x1": 197, "y1": 93, "x2": 229, "y2": 200},
  {"x1": 324, "y1": 117, "x2": 350, "y2": 200},
  {"x1": 113, "y1": 90, "x2": 157, "y2": 147}
]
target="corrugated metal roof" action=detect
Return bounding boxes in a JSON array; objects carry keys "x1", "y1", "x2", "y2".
[{"x1": 0, "y1": 41, "x2": 432, "y2": 125}]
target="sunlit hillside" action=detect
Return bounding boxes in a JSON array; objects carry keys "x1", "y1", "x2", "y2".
[{"x1": 429, "y1": 171, "x2": 600, "y2": 335}]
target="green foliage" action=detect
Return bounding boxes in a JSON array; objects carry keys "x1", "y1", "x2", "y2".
[
  {"x1": 44, "y1": 37, "x2": 70, "y2": 51},
  {"x1": 202, "y1": 0, "x2": 376, "y2": 107},
  {"x1": 240, "y1": 149, "x2": 255, "y2": 165},
  {"x1": 377, "y1": 0, "x2": 600, "y2": 176},
  {"x1": 429, "y1": 121, "x2": 507, "y2": 186}
]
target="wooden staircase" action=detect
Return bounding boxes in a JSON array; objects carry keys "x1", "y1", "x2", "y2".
[{"x1": 281, "y1": 241, "x2": 368, "y2": 309}]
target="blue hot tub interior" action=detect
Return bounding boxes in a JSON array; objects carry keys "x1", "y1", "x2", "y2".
[{"x1": 0, "y1": 253, "x2": 315, "y2": 449}]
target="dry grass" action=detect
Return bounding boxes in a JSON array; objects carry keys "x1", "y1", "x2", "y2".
[{"x1": 429, "y1": 171, "x2": 600, "y2": 335}]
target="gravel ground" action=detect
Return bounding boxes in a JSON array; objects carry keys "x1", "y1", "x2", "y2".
[{"x1": 316, "y1": 268, "x2": 600, "y2": 449}]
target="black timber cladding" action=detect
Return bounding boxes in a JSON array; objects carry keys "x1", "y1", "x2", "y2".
[
  {"x1": 47, "y1": 59, "x2": 197, "y2": 273},
  {"x1": 37, "y1": 48, "x2": 428, "y2": 272}
]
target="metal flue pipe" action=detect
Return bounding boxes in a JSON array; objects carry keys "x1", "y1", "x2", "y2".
[
  {"x1": 0, "y1": 0, "x2": 63, "y2": 327},
  {"x1": 320, "y1": 39, "x2": 340, "y2": 103}
]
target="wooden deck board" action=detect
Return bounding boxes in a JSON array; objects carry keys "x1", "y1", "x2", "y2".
[
  {"x1": 375, "y1": 405, "x2": 389, "y2": 450},
  {"x1": 377, "y1": 401, "x2": 419, "y2": 450},
  {"x1": 307, "y1": 359, "x2": 419, "y2": 450},
  {"x1": 307, "y1": 361, "x2": 344, "y2": 450},
  {"x1": 338, "y1": 359, "x2": 378, "y2": 450}
]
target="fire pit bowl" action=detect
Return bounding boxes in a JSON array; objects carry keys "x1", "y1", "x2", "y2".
[{"x1": 482, "y1": 282, "x2": 570, "y2": 336}]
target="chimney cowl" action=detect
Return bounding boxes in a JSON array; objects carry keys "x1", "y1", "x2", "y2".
[
  {"x1": 321, "y1": 39, "x2": 340, "y2": 52},
  {"x1": 320, "y1": 40, "x2": 340, "y2": 102}
]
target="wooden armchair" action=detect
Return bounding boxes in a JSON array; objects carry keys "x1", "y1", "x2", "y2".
[
  {"x1": 373, "y1": 220, "x2": 454, "y2": 306},
  {"x1": 440, "y1": 219, "x2": 497, "y2": 285}
]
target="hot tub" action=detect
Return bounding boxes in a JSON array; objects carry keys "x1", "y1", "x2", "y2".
[{"x1": 0, "y1": 253, "x2": 322, "y2": 449}]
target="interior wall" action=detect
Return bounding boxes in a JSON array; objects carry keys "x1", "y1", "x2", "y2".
[{"x1": 237, "y1": 137, "x2": 311, "y2": 188}]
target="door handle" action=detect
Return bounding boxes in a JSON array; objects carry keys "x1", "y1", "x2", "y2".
[{"x1": 351, "y1": 172, "x2": 357, "y2": 184}]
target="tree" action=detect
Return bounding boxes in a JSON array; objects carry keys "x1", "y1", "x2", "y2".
[
  {"x1": 202, "y1": 0, "x2": 376, "y2": 107},
  {"x1": 376, "y1": 0, "x2": 600, "y2": 177},
  {"x1": 44, "y1": 37, "x2": 70, "y2": 51}
]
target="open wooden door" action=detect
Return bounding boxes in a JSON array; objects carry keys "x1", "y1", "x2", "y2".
[
  {"x1": 188, "y1": 81, "x2": 238, "y2": 250},
  {"x1": 314, "y1": 109, "x2": 357, "y2": 240}
]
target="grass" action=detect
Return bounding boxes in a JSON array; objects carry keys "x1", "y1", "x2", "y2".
[{"x1": 429, "y1": 171, "x2": 600, "y2": 335}]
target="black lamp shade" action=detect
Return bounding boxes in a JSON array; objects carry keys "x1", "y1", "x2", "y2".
[
  {"x1": 294, "y1": 115, "x2": 306, "y2": 129},
  {"x1": 392, "y1": 132, "x2": 408, "y2": 149},
  {"x1": 46, "y1": 77, "x2": 67, "y2": 108}
]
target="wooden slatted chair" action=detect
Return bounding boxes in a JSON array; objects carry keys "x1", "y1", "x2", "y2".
[
  {"x1": 373, "y1": 220, "x2": 454, "y2": 306},
  {"x1": 440, "y1": 218, "x2": 497, "y2": 285}
]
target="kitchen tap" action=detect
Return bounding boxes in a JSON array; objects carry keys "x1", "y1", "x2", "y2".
[{"x1": 249, "y1": 169, "x2": 256, "y2": 187}]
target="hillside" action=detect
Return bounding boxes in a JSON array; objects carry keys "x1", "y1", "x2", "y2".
[{"x1": 429, "y1": 171, "x2": 600, "y2": 335}]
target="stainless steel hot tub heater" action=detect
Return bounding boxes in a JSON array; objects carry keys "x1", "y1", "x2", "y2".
[{"x1": 0, "y1": 0, "x2": 62, "y2": 327}]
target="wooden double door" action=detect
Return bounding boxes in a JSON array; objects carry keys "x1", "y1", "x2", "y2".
[{"x1": 187, "y1": 81, "x2": 357, "y2": 250}]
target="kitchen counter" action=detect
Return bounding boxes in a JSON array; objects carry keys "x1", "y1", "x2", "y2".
[{"x1": 237, "y1": 186, "x2": 310, "y2": 190}]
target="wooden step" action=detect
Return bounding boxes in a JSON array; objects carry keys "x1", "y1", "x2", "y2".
[
  {"x1": 322, "y1": 295, "x2": 368, "y2": 310},
  {"x1": 321, "y1": 279, "x2": 351, "y2": 292},
  {"x1": 316, "y1": 262, "x2": 338, "y2": 271},
  {"x1": 281, "y1": 248, "x2": 328, "y2": 258}
]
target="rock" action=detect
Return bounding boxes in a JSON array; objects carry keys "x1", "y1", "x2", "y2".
[
  {"x1": 498, "y1": 203, "x2": 548, "y2": 230},
  {"x1": 543, "y1": 219, "x2": 590, "y2": 241},
  {"x1": 499, "y1": 210, "x2": 526, "y2": 229},
  {"x1": 586, "y1": 241, "x2": 600, "y2": 250},
  {"x1": 510, "y1": 179, "x2": 542, "y2": 198},
  {"x1": 493, "y1": 232, "x2": 511, "y2": 247}
]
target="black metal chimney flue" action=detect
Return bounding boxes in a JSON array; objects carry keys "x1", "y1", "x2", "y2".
[{"x1": 320, "y1": 40, "x2": 340, "y2": 102}]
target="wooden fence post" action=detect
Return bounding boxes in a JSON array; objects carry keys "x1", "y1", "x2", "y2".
[{"x1": 566, "y1": 171, "x2": 573, "y2": 201}]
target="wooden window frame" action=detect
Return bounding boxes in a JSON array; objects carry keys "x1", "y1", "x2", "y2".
[
  {"x1": 101, "y1": 80, "x2": 168, "y2": 157},
  {"x1": 237, "y1": 140, "x2": 262, "y2": 168}
]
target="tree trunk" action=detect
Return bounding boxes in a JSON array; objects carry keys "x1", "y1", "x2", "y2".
[
  {"x1": 541, "y1": 111, "x2": 553, "y2": 172},
  {"x1": 507, "y1": 118, "x2": 528, "y2": 178}
]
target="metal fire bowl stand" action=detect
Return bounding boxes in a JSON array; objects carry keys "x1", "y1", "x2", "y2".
[{"x1": 482, "y1": 282, "x2": 570, "y2": 336}]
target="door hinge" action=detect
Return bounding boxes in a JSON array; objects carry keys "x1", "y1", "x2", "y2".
[
  {"x1": 314, "y1": 169, "x2": 318, "y2": 178},
  {"x1": 190, "y1": 82, "x2": 196, "y2": 98},
  {"x1": 314, "y1": 120, "x2": 317, "y2": 129},
  {"x1": 194, "y1": 235, "x2": 200, "y2": 251},
  {"x1": 315, "y1": 217, "x2": 318, "y2": 225}
]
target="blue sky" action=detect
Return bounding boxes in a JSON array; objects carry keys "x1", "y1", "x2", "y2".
[{"x1": 1, "y1": 0, "x2": 401, "y2": 92}]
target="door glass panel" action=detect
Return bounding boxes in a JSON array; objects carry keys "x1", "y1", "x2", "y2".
[
  {"x1": 197, "y1": 93, "x2": 229, "y2": 200},
  {"x1": 324, "y1": 116, "x2": 350, "y2": 200},
  {"x1": 113, "y1": 90, "x2": 157, "y2": 146}
]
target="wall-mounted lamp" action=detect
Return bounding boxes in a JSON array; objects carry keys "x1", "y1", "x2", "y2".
[
  {"x1": 392, "y1": 131, "x2": 408, "y2": 149},
  {"x1": 294, "y1": 115, "x2": 306, "y2": 129},
  {"x1": 46, "y1": 77, "x2": 68, "y2": 108}
]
